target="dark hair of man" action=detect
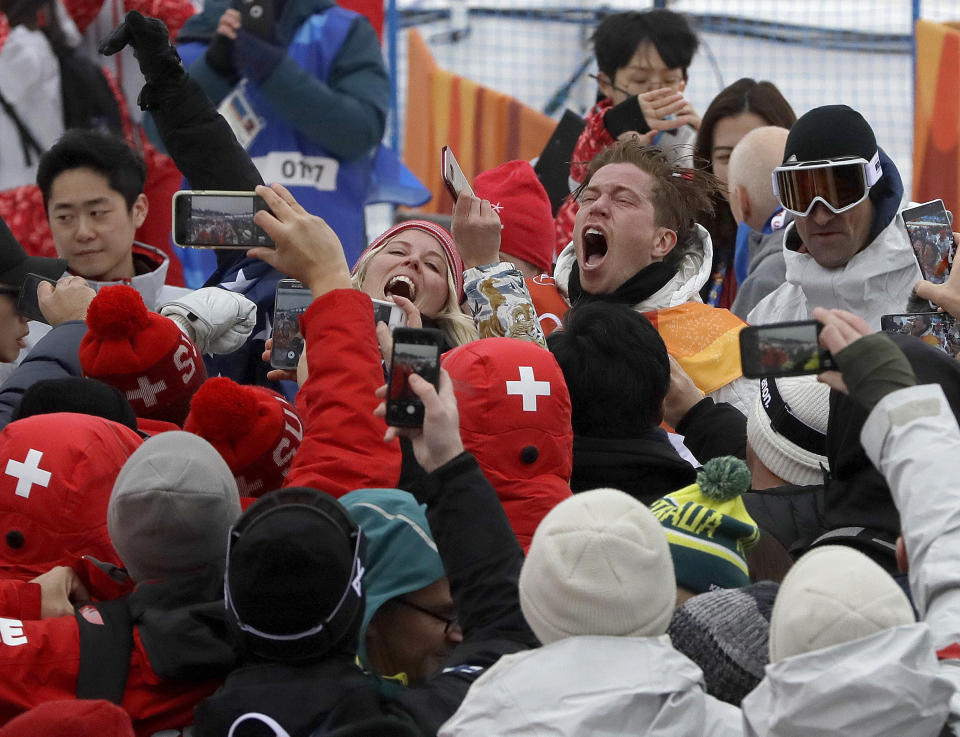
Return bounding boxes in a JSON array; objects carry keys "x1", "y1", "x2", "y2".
[
  {"x1": 575, "y1": 140, "x2": 718, "y2": 267},
  {"x1": 592, "y1": 9, "x2": 699, "y2": 83},
  {"x1": 693, "y1": 78, "x2": 797, "y2": 175},
  {"x1": 37, "y1": 128, "x2": 147, "y2": 211},
  {"x1": 547, "y1": 302, "x2": 670, "y2": 437}
]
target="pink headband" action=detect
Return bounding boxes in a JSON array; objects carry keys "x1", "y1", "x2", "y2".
[{"x1": 352, "y1": 220, "x2": 465, "y2": 301}]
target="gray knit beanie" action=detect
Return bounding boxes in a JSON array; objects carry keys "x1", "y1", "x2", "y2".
[
  {"x1": 108, "y1": 431, "x2": 241, "y2": 582},
  {"x1": 668, "y1": 581, "x2": 778, "y2": 704}
]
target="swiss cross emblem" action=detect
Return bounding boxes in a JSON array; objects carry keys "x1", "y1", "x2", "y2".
[
  {"x1": 5, "y1": 449, "x2": 51, "y2": 498},
  {"x1": 505, "y1": 366, "x2": 551, "y2": 411},
  {"x1": 126, "y1": 376, "x2": 167, "y2": 407}
]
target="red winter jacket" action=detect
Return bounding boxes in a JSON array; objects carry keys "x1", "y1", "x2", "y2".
[
  {"x1": 0, "y1": 414, "x2": 141, "y2": 597},
  {"x1": 442, "y1": 337, "x2": 572, "y2": 551},
  {"x1": 284, "y1": 289, "x2": 402, "y2": 496},
  {"x1": 0, "y1": 579, "x2": 40, "y2": 619},
  {"x1": 0, "y1": 568, "x2": 231, "y2": 736}
]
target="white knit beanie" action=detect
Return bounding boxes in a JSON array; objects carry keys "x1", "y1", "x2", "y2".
[
  {"x1": 518, "y1": 488, "x2": 676, "y2": 644},
  {"x1": 747, "y1": 376, "x2": 830, "y2": 486},
  {"x1": 768, "y1": 545, "x2": 914, "y2": 662}
]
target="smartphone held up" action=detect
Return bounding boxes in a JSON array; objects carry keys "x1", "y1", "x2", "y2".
[
  {"x1": 739, "y1": 320, "x2": 836, "y2": 379},
  {"x1": 270, "y1": 279, "x2": 312, "y2": 370},
  {"x1": 172, "y1": 190, "x2": 274, "y2": 249},
  {"x1": 17, "y1": 273, "x2": 58, "y2": 325},
  {"x1": 903, "y1": 199, "x2": 954, "y2": 286},
  {"x1": 441, "y1": 146, "x2": 473, "y2": 202},
  {"x1": 386, "y1": 327, "x2": 444, "y2": 427}
]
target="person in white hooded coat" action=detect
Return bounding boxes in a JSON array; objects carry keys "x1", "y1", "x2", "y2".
[
  {"x1": 441, "y1": 313, "x2": 960, "y2": 737},
  {"x1": 438, "y1": 486, "x2": 743, "y2": 737},
  {"x1": 739, "y1": 308, "x2": 960, "y2": 737},
  {"x1": 747, "y1": 106, "x2": 920, "y2": 330}
]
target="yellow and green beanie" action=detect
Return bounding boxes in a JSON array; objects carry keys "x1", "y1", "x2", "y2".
[{"x1": 650, "y1": 456, "x2": 759, "y2": 593}]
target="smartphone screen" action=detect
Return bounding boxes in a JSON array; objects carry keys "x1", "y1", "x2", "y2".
[
  {"x1": 739, "y1": 320, "x2": 835, "y2": 379},
  {"x1": 16, "y1": 273, "x2": 57, "y2": 324},
  {"x1": 441, "y1": 146, "x2": 474, "y2": 202},
  {"x1": 172, "y1": 191, "x2": 274, "y2": 249},
  {"x1": 386, "y1": 328, "x2": 443, "y2": 427},
  {"x1": 903, "y1": 199, "x2": 953, "y2": 285},
  {"x1": 881, "y1": 312, "x2": 960, "y2": 358},
  {"x1": 270, "y1": 280, "x2": 313, "y2": 370}
]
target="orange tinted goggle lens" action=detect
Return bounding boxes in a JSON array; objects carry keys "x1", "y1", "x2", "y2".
[{"x1": 776, "y1": 163, "x2": 867, "y2": 214}]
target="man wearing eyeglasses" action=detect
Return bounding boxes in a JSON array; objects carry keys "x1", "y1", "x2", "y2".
[{"x1": 747, "y1": 105, "x2": 921, "y2": 330}]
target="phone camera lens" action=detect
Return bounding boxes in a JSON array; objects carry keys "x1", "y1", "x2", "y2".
[
  {"x1": 287, "y1": 350, "x2": 296, "y2": 360},
  {"x1": 405, "y1": 405, "x2": 415, "y2": 415}
]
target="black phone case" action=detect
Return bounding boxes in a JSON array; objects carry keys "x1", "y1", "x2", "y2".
[
  {"x1": 739, "y1": 322, "x2": 835, "y2": 379},
  {"x1": 17, "y1": 274, "x2": 56, "y2": 324},
  {"x1": 240, "y1": 0, "x2": 275, "y2": 40},
  {"x1": 386, "y1": 328, "x2": 444, "y2": 427}
]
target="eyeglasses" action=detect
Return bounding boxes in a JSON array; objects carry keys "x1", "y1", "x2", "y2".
[
  {"x1": 396, "y1": 598, "x2": 459, "y2": 635},
  {"x1": 772, "y1": 152, "x2": 882, "y2": 217},
  {"x1": 588, "y1": 73, "x2": 684, "y2": 98}
]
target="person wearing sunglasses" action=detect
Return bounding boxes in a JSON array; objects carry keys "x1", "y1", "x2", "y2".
[{"x1": 747, "y1": 104, "x2": 923, "y2": 330}]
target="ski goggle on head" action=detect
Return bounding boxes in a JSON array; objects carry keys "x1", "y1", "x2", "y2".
[{"x1": 771, "y1": 152, "x2": 882, "y2": 217}]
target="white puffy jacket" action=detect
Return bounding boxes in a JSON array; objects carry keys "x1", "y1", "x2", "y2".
[{"x1": 747, "y1": 214, "x2": 920, "y2": 331}]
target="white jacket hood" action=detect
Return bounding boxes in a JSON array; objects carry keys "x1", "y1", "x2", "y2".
[
  {"x1": 84, "y1": 242, "x2": 190, "y2": 311},
  {"x1": 554, "y1": 223, "x2": 713, "y2": 312},
  {"x1": 21, "y1": 243, "x2": 190, "y2": 359},
  {"x1": 439, "y1": 635, "x2": 742, "y2": 737},
  {"x1": 747, "y1": 214, "x2": 920, "y2": 330},
  {"x1": 742, "y1": 623, "x2": 953, "y2": 737}
]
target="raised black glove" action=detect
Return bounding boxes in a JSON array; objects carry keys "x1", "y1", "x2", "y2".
[{"x1": 98, "y1": 10, "x2": 185, "y2": 110}]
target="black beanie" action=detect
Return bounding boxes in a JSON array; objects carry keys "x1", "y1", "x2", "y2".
[
  {"x1": 226, "y1": 487, "x2": 366, "y2": 662},
  {"x1": 782, "y1": 105, "x2": 878, "y2": 164},
  {"x1": 13, "y1": 377, "x2": 138, "y2": 431}
]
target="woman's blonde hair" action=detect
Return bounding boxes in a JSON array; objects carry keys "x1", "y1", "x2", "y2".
[{"x1": 351, "y1": 238, "x2": 477, "y2": 347}]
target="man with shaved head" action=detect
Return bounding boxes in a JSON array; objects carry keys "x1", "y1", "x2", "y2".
[{"x1": 727, "y1": 126, "x2": 790, "y2": 319}]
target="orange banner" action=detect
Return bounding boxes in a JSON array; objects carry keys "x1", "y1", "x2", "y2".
[
  {"x1": 404, "y1": 29, "x2": 557, "y2": 213},
  {"x1": 914, "y1": 20, "x2": 960, "y2": 217}
]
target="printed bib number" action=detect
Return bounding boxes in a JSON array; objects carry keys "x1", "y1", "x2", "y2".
[{"x1": 252, "y1": 152, "x2": 340, "y2": 191}]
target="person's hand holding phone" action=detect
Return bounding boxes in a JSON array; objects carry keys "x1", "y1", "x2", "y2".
[
  {"x1": 248, "y1": 183, "x2": 351, "y2": 297},
  {"x1": 916, "y1": 234, "x2": 960, "y2": 319},
  {"x1": 637, "y1": 88, "x2": 698, "y2": 133},
  {"x1": 374, "y1": 368, "x2": 464, "y2": 472},
  {"x1": 37, "y1": 276, "x2": 96, "y2": 326},
  {"x1": 261, "y1": 337, "x2": 308, "y2": 384},
  {"x1": 451, "y1": 192, "x2": 501, "y2": 270},
  {"x1": 215, "y1": 8, "x2": 241, "y2": 39},
  {"x1": 814, "y1": 307, "x2": 916, "y2": 410}
]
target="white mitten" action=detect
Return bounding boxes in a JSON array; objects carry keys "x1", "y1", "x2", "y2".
[{"x1": 160, "y1": 287, "x2": 257, "y2": 354}]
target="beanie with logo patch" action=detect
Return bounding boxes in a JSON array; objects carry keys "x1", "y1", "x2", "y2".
[
  {"x1": 184, "y1": 376, "x2": 303, "y2": 498},
  {"x1": 747, "y1": 376, "x2": 829, "y2": 486},
  {"x1": 80, "y1": 285, "x2": 207, "y2": 426},
  {"x1": 650, "y1": 456, "x2": 760, "y2": 594}
]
